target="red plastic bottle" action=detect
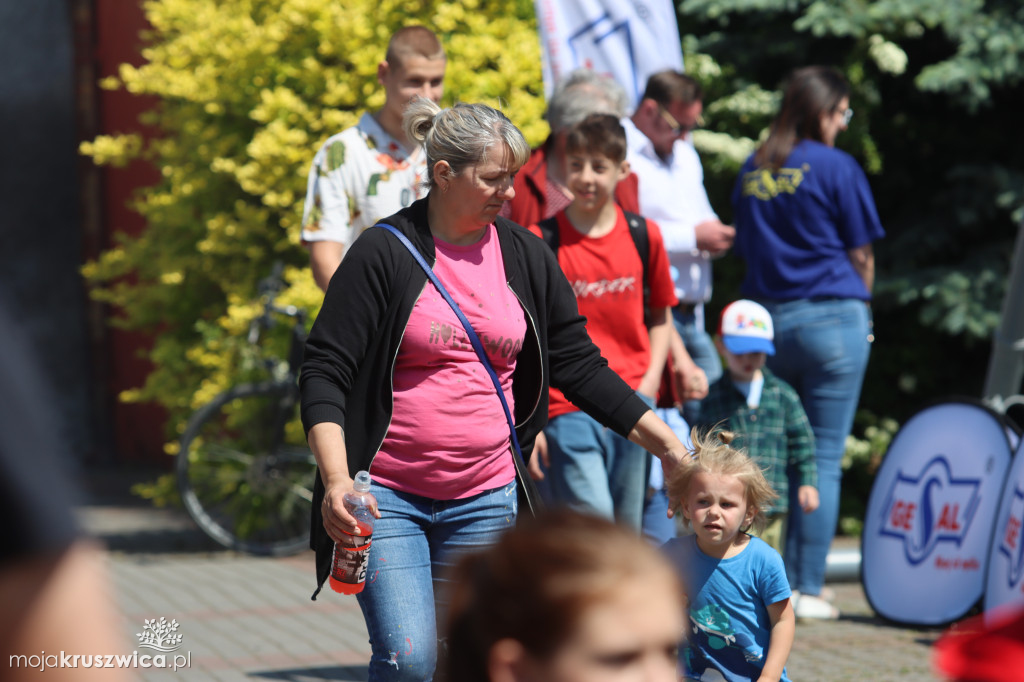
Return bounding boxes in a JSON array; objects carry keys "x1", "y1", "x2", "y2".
[{"x1": 329, "y1": 471, "x2": 377, "y2": 594}]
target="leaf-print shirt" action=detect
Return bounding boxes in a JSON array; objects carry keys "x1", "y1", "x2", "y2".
[{"x1": 301, "y1": 112, "x2": 427, "y2": 250}]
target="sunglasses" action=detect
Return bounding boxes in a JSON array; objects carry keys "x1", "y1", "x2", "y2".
[
  {"x1": 658, "y1": 104, "x2": 702, "y2": 136},
  {"x1": 840, "y1": 107, "x2": 854, "y2": 126}
]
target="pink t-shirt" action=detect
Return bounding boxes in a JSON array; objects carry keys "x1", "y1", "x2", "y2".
[{"x1": 371, "y1": 225, "x2": 525, "y2": 499}]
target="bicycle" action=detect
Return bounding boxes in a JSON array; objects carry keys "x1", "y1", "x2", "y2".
[{"x1": 176, "y1": 264, "x2": 316, "y2": 556}]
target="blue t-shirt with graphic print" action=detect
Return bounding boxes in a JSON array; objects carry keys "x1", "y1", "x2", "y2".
[
  {"x1": 731, "y1": 140, "x2": 885, "y2": 301},
  {"x1": 663, "y1": 534, "x2": 792, "y2": 682}
]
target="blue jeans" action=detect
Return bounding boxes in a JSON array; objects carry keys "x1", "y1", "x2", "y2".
[
  {"x1": 545, "y1": 393, "x2": 655, "y2": 530},
  {"x1": 641, "y1": 406, "x2": 692, "y2": 545},
  {"x1": 673, "y1": 307, "x2": 723, "y2": 425},
  {"x1": 759, "y1": 298, "x2": 872, "y2": 595},
  {"x1": 356, "y1": 480, "x2": 517, "y2": 681}
]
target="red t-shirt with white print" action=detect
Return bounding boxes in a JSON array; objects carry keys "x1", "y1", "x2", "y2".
[{"x1": 530, "y1": 206, "x2": 677, "y2": 418}]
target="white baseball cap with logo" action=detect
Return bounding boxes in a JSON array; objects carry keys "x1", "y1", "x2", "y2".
[{"x1": 718, "y1": 299, "x2": 775, "y2": 355}]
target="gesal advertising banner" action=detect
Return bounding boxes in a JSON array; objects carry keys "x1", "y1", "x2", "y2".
[
  {"x1": 985, "y1": 434, "x2": 1024, "y2": 623},
  {"x1": 863, "y1": 400, "x2": 1012, "y2": 626}
]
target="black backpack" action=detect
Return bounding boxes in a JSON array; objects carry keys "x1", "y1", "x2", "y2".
[{"x1": 536, "y1": 211, "x2": 653, "y2": 325}]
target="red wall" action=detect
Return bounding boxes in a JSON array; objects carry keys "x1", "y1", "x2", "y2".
[{"x1": 89, "y1": 0, "x2": 168, "y2": 465}]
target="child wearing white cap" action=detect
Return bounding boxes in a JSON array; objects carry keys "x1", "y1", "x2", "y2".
[{"x1": 695, "y1": 299, "x2": 836, "y2": 620}]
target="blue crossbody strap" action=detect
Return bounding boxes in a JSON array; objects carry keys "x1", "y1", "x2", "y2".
[{"x1": 376, "y1": 223, "x2": 538, "y2": 513}]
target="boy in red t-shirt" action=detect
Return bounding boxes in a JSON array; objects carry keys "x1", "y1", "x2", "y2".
[{"x1": 527, "y1": 113, "x2": 678, "y2": 530}]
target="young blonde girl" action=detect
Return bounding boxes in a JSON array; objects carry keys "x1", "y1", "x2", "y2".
[{"x1": 663, "y1": 428, "x2": 795, "y2": 682}]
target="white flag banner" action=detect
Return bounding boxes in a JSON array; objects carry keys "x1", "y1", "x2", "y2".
[{"x1": 534, "y1": 0, "x2": 684, "y2": 111}]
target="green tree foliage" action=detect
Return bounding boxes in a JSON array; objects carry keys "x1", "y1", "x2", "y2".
[
  {"x1": 81, "y1": 0, "x2": 545, "y2": 450},
  {"x1": 679, "y1": 0, "x2": 1024, "y2": 422}
]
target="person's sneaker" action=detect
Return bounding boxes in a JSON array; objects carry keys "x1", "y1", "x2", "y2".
[
  {"x1": 794, "y1": 593, "x2": 839, "y2": 620},
  {"x1": 793, "y1": 587, "x2": 837, "y2": 603}
]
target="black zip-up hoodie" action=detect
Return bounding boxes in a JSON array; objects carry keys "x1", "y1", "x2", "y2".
[{"x1": 300, "y1": 197, "x2": 649, "y2": 597}]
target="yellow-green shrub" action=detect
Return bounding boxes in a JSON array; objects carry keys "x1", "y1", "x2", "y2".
[{"x1": 83, "y1": 0, "x2": 546, "y2": 452}]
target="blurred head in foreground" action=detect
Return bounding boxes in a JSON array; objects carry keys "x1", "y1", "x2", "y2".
[{"x1": 445, "y1": 509, "x2": 685, "y2": 682}]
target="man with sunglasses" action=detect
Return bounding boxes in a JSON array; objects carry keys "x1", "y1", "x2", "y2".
[{"x1": 624, "y1": 70, "x2": 734, "y2": 430}]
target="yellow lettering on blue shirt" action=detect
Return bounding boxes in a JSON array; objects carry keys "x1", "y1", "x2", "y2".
[{"x1": 741, "y1": 167, "x2": 805, "y2": 200}]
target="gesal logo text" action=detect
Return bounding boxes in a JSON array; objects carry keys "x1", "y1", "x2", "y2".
[
  {"x1": 998, "y1": 485, "x2": 1024, "y2": 588},
  {"x1": 879, "y1": 456, "x2": 981, "y2": 565}
]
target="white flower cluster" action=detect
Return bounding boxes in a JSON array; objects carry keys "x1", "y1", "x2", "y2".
[
  {"x1": 869, "y1": 34, "x2": 909, "y2": 75},
  {"x1": 685, "y1": 53, "x2": 723, "y2": 80},
  {"x1": 903, "y1": 21, "x2": 925, "y2": 39},
  {"x1": 708, "y1": 85, "x2": 780, "y2": 119},
  {"x1": 693, "y1": 130, "x2": 758, "y2": 164}
]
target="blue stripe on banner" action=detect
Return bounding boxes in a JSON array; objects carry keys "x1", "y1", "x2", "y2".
[{"x1": 533, "y1": 0, "x2": 684, "y2": 109}]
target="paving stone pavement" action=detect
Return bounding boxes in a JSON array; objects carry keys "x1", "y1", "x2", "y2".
[{"x1": 78, "y1": 468, "x2": 945, "y2": 681}]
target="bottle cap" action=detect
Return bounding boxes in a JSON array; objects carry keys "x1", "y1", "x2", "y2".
[{"x1": 353, "y1": 470, "x2": 371, "y2": 493}]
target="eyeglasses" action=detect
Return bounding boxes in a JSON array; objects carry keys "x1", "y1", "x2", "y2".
[
  {"x1": 658, "y1": 104, "x2": 702, "y2": 136},
  {"x1": 840, "y1": 108, "x2": 854, "y2": 126}
]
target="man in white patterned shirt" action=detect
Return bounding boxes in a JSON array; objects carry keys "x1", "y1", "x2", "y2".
[{"x1": 302, "y1": 26, "x2": 446, "y2": 291}]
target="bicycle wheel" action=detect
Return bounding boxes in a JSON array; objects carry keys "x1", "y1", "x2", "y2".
[{"x1": 177, "y1": 381, "x2": 316, "y2": 556}]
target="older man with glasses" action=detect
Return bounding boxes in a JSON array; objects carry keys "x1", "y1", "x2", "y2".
[
  {"x1": 623, "y1": 70, "x2": 735, "y2": 544},
  {"x1": 624, "y1": 71, "x2": 733, "y2": 427}
]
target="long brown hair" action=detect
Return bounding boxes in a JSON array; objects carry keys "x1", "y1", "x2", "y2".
[{"x1": 755, "y1": 66, "x2": 850, "y2": 173}]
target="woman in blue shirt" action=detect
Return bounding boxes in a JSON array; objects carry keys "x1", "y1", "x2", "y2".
[{"x1": 731, "y1": 66, "x2": 885, "y2": 620}]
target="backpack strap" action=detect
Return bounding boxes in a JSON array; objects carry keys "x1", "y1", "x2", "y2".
[
  {"x1": 623, "y1": 211, "x2": 652, "y2": 326},
  {"x1": 536, "y1": 215, "x2": 560, "y2": 253},
  {"x1": 538, "y1": 211, "x2": 654, "y2": 325},
  {"x1": 375, "y1": 223, "x2": 542, "y2": 517}
]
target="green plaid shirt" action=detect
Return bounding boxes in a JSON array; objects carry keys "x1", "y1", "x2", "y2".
[{"x1": 695, "y1": 367, "x2": 817, "y2": 515}]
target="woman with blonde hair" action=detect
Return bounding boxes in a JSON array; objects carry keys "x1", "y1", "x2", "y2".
[{"x1": 301, "y1": 98, "x2": 692, "y2": 680}]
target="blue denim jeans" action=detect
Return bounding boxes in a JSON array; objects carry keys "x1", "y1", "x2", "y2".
[
  {"x1": 673, "y1": 307, "x2": 723, "y2": 425},
  {"x1": 641, "y1": 406, "x2": 692, "y2": 544},
  {"x1": 759, "y1": 298, "x2": 872, "y2": 595},
  {"x1": 356, "y1": 480, "x2": 517, "y2": 681},
  {"x1": 545, "y1": 393, "x2": 655, "y2": 531}
]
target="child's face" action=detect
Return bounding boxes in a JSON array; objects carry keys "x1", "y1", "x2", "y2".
[
  {"x1": 681, "y1": 470, "x2": 755, "y2": 559},
  {"x1": 565, "y1": 151, "x2": 628, "y2": 214},
  {"x1": 717, "y1": 339, "x2": 767, "y2": 383}
]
